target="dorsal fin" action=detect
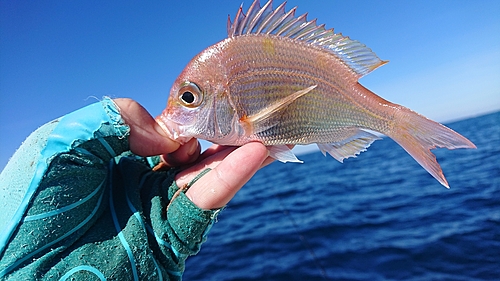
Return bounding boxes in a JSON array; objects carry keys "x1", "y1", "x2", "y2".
[{"x1": 227, "y1": 0, "x2": 388, "y2": 77}]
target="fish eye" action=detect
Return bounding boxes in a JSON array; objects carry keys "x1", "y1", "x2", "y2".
[
  {"x1": 178, "y1": 82, "x2": 203, "y2": 107},
  {"x1": 181, "y1": 91, "x2": 195, "y2": 104}
]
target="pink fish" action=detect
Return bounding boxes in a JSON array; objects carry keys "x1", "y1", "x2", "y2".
[{"x1": 156, "y1": 0, "x2": 476, "y2": 187}]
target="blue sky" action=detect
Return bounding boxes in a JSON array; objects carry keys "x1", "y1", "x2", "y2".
[{"x1": 1, "y1": 0, "x2": 499, "y2": 169}]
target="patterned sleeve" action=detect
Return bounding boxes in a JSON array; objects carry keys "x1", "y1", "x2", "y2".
[{"x1": 0, "y1": 98, "x2": 221, "y2": 280}]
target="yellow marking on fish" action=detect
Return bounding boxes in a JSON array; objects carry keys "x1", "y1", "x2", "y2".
[
  {"x1": 315, "y1": 53, "x2": 329, "y2": 74},
  {"x1": 262, "y1": 37, "x2": 275, "y2": 56}
]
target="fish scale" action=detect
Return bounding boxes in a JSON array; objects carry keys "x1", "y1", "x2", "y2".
[
  {"x1": 156, "y1": 0, "x2": 476, "y2": 188},
  {"x1": 227, "y1": 35, "x2": 389, "y2": 139},
  {"x1": 224, "y1": 36, "x2": 375, "y2": 133}
]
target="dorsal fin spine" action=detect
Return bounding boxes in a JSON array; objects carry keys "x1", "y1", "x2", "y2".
[
  {"x1": 227, "y1": 0, "x2": 387, "y2": 77},
  {"x1": 283, "y1": 13, "x2": 309, "y2": 38},
  {"x1": 238, "y1": 0, "x2": 258, "y2": 35},
  {"x1": 294, "y1": 18, "x2": 318, "y2": 40},
  {"x1": 257, "y1": 1, "x2": 286, "y2": 34},
  {"x1": 227, "y1": 4, "x2": 243, "y2": 37},
  {"x1": 306, "y1": 26, "x2": 330, "y2": 43},
  {"x1": 273, "y1": 7, "x2": 297, "y2": 36},
  {"x1": 248, "y1": 0, "x2": 272, "y2": 34}
]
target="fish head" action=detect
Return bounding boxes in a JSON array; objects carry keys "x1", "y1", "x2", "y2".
[{"x1": 156, "y1": 43, "x2": 233, "y2": 144}]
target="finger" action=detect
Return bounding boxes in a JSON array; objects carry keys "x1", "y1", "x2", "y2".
[
  {"x1": 185, "y1": 142, "x2": 269, "y2": 210},
  {"x1": 161, "y1": 138, "x2": 201, "y2": 167},
  {"x1": 175, "y1": 146, "x2": 238, "y2": 187},
  {"x1": 197, "y1": 144, "x2": 236, "y2": 161},
  {"x1": 260, "y1": 155, "x2": 275, "y2": 168},
  {"x1": 200, "y1": 144, "x2": 278, "y2": 165},
  {"x1": 176, "y1": 144, "x2": 275, "y2": 186},
  {"x1": 114, "y1": 98, "x2": 180, "y2": 156}
]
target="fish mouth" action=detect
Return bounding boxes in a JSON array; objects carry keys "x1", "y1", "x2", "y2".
[{"x1": 155, "y1": 114, "x2": 192, "y2": 144}]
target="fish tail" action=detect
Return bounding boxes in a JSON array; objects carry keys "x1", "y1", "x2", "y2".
[{"x1": 388, "y1": 107, "x2": 476, "y2": 188}]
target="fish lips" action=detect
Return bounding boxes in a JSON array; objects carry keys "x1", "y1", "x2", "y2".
[{"x1": 155, "y1": 114, "x2": 193, "y2": 145}]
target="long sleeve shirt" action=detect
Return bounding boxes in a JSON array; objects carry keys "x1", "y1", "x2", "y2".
[{"x1": 0, "y1": 98, "x2": 220, "y2": 280}]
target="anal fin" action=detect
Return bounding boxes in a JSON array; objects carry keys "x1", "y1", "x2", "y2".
[{"x1": 316, "y1": 129, "x2": 381, "y2": 163}]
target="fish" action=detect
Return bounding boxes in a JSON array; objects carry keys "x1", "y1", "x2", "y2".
[{"x1": 155, "y1": 0, "x2": 476, "y2": 188}]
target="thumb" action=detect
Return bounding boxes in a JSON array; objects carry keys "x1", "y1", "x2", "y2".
[{"x1": 114, "y1": 98, "x2": 180, "y2": 156}]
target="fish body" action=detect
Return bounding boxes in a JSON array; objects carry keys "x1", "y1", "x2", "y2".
[{"x1": 156, "y1": 0, "x2": 476, "y2": 187}]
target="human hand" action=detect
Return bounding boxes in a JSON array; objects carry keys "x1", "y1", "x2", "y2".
[
  {"x1": 177, "y1": 143, "x2": 273, "y2": 209},
  {"x1": 114, "y1": 98, "x2": 272, "y2": 210},
  {"x1": 113, "y1": 98, "x2": 200, "y2": 164}
]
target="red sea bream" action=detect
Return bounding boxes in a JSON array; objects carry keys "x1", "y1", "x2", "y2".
[{"x1": 156, "y1": 0, "x2": 476, "y2": 187}]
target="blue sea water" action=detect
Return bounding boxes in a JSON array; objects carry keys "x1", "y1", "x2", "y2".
[{"x1": 185, "y1": 111, "x2": 500, "y2": 281}]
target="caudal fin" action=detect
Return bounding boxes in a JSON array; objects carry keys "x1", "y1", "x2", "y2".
[{"x1": 389, "y1": 107, "x2": 476, "y2": 188}]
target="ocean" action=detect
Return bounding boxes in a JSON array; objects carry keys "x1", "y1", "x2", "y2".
[{"x1": 184, "y1": 111, "x2": 500, "y2": 281}]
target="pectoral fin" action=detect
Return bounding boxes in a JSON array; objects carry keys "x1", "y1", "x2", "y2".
[
  {"x1": 239, "y1": 85, "x2": 317, "y2": 135},
  {"x1": 316, "y1": 129, "x2": 381, "y2": 162}
]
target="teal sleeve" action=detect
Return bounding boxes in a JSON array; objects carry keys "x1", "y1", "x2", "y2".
[
  {"x1": 0, "y1": 98, "x2": 129, "y2": 263},
  {"x1": 0, "y1": 98, "x2": 221, "y2": 280}
]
